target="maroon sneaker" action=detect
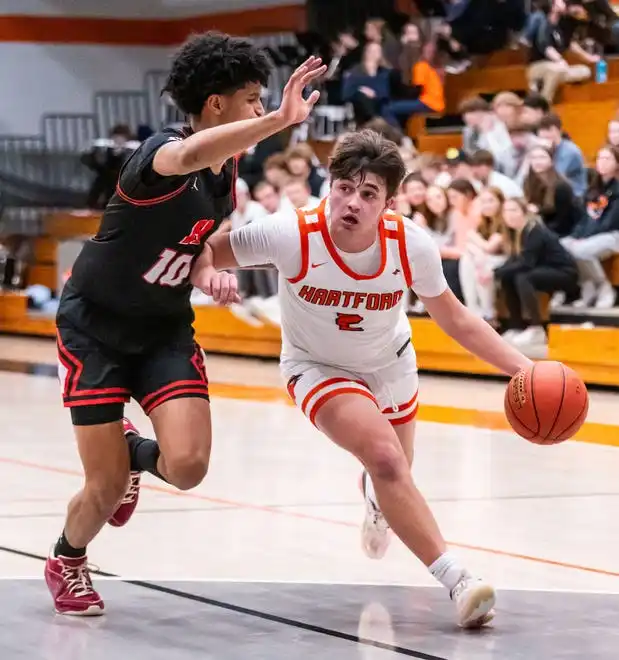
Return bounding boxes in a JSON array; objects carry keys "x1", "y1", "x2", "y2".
[
  {"x1": 108, "y1": 418, "x2": 142, "y2": 528},
  {"x1": 45, "y1": 554, "x2": 104, "y2": 616}
]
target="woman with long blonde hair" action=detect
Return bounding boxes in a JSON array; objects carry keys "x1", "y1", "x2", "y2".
[
  {"x1": 458, "y1": 187, "x2": 508, "y2": 322},
  {"x1": 494, "y1": 198, "x2": 579, "y2": 351}
]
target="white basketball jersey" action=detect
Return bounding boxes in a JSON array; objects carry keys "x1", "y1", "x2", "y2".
[{"x1": 280, "y1": 199, "x2": 414, "y2": 373}]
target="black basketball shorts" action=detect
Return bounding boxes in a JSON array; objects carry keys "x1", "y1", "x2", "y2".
[{"x1": 56, "y1": 320, "x2": 210, "y2": 426}]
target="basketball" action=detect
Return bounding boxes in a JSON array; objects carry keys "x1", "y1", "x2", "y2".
[{"x1": 504, "y1": 361, "x2": 589, "y2": 445}]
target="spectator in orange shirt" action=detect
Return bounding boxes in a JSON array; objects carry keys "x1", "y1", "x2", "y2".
[{"x1": 383, "y1": 41, "x2": 445, "y2": 128}]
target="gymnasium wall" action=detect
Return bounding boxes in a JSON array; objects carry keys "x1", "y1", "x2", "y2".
[{"x1": 0, "y1": 0, "x2": 304, "y2": 134}]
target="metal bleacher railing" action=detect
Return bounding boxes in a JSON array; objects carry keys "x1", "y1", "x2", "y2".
[{"x1": 0, "y1": 32, "x2": 298, "y2": 235}]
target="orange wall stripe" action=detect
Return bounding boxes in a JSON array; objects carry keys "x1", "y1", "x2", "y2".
[{"x1": 0, "y1": 6, "x2": 305, "y2": 45}]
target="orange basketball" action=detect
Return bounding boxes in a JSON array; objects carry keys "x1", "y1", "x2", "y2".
[{"x1": 504, "y1": 361, "x2": 589, "y2": 445}]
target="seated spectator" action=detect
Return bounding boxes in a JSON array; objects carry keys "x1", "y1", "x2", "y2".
[
  {"x1": 443, "y1": 149, "x2": 473, "y2": 186},
  {"x1": 221, "y1": 179, "x2": 279, "y2": 327},
  {"x1": 81, "y1": 124, "x2": 138, "y2": 209},
  {"x1": 417, "y1": 153, "x2": 451, "y2": 187},
  {"x1": 342, "y1": 42, "x2": 392, "y2": 125},
  {"x1": 459, "y1": 187, "x2": 508, "y2": 322},
  {"x1": 503, "y1": 121, "x2": 540, "y2": 186},
  {"x1": 519, "y1": 92, "x2": 551, "y2": 128},
  {"x1": 362, "y1": 117, "x2": 418, "y2": 171},
  {"x1": 418, "y1": 184, "x2": 464, "y2": 299},
  {"x1": 402, "y1": 172, "x2": 429, "y2": 218},
  {"x1": 561, "y1": 145, "x2": 619, "y2": 308},
  {"x1": 524, "y1": 145, "x2": 581, "y2": 236},
  {"x1": 237, "y1": 131, "x2": 287, "y2": 192},
  {"x1": 447, "y1": 179, "x2": 482, "y2": 246},
  {"x1": 459, "y1": 96, "x2": 512, "y2": 168},
  {"x1": 492, "y1": 92, "x2": 524, "y2": 131},
  {"x1": 285, "y1": 143, "x2": 326, "y2": 197},
  {"x1": 495, "y1": 198, "x2": 579, "y2": 351},
  {"x1": 537, "y1": 112, "x2": 587, "y2": 197},
  {"x1": 362, "y1": 17, "x2": 401, "y2": 68},
  {"x1": 607, "y1": 119, "x2": 619, "y2": 148},
  {"x1": 253, "y1": 181, "x2": 282, "y2": 214},
  {"x1": 282, "y1": 178, "x2": 321, "y2": 210},
  {"x1": 263, "y1": 153, "x2": 291, "y2": 191},
  {"x1": 470, "y1": 149, "x2": 524, "y2": 198},
  {"x1": 383, "y1": 41, "x2": 445, "y2": 127},
  {"x1": 526, "y1": 0, "x2": 596, "y2": 102}
]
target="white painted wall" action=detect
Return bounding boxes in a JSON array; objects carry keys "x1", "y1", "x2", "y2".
[
  {"x1": 0, "y1": 0, "x2": 302, "y2": 18},
  {"x1": 0, "y1": 44, "x2": 171, "y2": 134}
]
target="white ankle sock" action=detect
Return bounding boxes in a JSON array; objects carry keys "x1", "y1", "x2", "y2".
[{"x1": 429, "y1": 552, "x2": 465, "y2": 592}]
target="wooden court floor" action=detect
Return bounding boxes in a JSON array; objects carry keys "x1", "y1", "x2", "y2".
[{"x1": 0, "y1": 336, "x2": 618, "y2": 659}]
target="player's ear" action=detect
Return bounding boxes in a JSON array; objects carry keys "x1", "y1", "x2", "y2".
[
  {"x1": 205, "y1": 94, "x2": 224, "y2": 116},
  {"x1": 386, "y1": 197, "x2": 396, "y2": 212}
]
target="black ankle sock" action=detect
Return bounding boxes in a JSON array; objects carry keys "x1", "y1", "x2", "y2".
[
  {"x1": 54, "y1": 530, "x2": 86, "y2": 558},
  {"x1": 127, "y1": 434, "x2": 168, "y2": 482}
]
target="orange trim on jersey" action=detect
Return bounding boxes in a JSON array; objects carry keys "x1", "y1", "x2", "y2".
[
  {"x1": 384, "y1": 215, "x2": 413, "y2": 288},
  {"x1": 389, "y1": 405, "x2": 419, "y2": 426},
  {"x1": 300, "y1": 376, "x2": 368, "y2": 416},
  {"x1": 309, "y1": 387, "x2": 379, "y2": 426},
  {"x1": 115, "y1": 179, "x2": 190, "y2": 207},
  {"x1": 287, "y1": 202, "x2": 324, "y2": 284},
  {"x1": 318, "y1": 210, "x2": 388, "y2": 281},
  {"x1": 381, "y1": 391, "x2": 418, "y2": 415}
]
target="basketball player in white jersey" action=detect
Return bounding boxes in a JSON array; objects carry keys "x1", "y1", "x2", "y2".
[{"x1": 192, "y1": 130, "x2": 533, "y2": 628}]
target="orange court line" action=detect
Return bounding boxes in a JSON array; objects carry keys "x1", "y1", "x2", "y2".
[
  {"x1": 1, "y1": 454, "x2": 618, "y2": 579},
  {"x1": 208, "y1": 381, "x2": 619, "y2": 448}
]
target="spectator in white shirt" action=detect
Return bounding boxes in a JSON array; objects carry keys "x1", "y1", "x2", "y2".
[
  {"x1": 253, "y1": 181, "x2": 282, "y2": 215},
  {"x1": 282, "y1": 178, "x2": 321, "y2": 210},
  {"x1": 470, "y1": 149, "x2": 524, "y2": 198},
  {"x1": 229, "y1": 178, "x2": 268, "y2": 229}
]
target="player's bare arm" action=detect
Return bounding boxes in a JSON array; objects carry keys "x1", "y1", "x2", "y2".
[
  {"x1": 153, "y1": 56, "x2": 326, "y2": 177},
  {"x1": 419, "y1": 289, "x2": 533, "y2": 376}
]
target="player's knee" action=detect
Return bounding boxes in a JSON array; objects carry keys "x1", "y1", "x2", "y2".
[
  {"x1": 85, "y1": 473, "x2": 130, "y2": 515},
  {"x1": 365, "y1": 440, "x2": 406, "y2": 483},
  {"x1": 165, "y1": 455, "x2": 209, "y2": 490}
]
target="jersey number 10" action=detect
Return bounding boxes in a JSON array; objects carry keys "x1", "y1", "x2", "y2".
[{"x1": 143, "y1": 248, "x2": 194, "y2": 287}]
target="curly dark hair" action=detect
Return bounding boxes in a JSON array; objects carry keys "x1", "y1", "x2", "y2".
[{"x1": 163, "y1": 31, "x2": 272, "y2": 116}]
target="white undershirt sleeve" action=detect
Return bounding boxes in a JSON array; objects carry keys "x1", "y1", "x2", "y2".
[
  {"x1": 229, "y1": 210, "x2": 302, "y2": 279},
  {"x1": 403, "y1": 218, "x2": 449, "y2": 298}
]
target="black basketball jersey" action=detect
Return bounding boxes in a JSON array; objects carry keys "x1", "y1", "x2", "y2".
[{"x1": 69, "y1": 125, "x2": 235, "y2": 321}]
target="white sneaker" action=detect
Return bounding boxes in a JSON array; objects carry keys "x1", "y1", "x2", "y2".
[
  {"x1": 594, "y1": 281, "x2": 617, "y2": 309},
  {"x1": 550, "y1": 291, "x2": 566, "y2": 309},
  {"x1": 512, "y1": 325, "x2": 547, "y2": 347},
  {"x1": 360, "y1": 471, "x2": 391, "y2": 560},
  {"x1": 451, "y1": 573, "x2": 496, "y2": 628},
  {"x1": 501, "y1": 329, "x2": 521, "y2": 343},
  {"x1": 572, "y1": 280, "x2": 598, "y2": 308}
]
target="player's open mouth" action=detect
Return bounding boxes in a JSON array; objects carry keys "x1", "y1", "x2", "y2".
[{"x1": 342, "y1": 213, "x2": 359, "y2": 225}]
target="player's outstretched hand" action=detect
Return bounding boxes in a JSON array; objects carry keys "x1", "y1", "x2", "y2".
[
  {"x1": 197, "y1": 267, "x2": 241, "y2": 306},
  {"x1": 276, "y1": 56, "x2": 327, "y2": 127}
]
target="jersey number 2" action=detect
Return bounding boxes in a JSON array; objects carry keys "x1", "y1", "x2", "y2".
[
  {"x1": 143, "y1": 248, "x2": 193, "y2": 287},
  {"x1": 336, "y1": 313, "x2": 364, "y2": 332}
]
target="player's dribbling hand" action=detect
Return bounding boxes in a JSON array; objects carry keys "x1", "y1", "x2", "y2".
[
  {"x1": 197, "y1": 267, "x2": 241, "y2": 306},
  {"x1": 276, "y1": 56, "x2": 328, "y2": 126}
]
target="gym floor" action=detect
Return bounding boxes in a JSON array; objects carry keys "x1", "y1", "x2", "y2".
[{"x1": 1, "y1": 337, "x2": 618, "y2": 660}]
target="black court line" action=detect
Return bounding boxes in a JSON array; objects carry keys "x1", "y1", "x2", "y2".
[{"x1": 0, "y1": 544, "x2": 448, "y2": 660}]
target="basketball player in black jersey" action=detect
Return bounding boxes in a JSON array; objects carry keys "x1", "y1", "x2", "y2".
[{"x1": 45, "y1": 31, "x2": 326, "y2": 615}]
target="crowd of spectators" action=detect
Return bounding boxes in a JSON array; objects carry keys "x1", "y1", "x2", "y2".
[{"x1": 68, "y1": 1, "x2": 619, "y2": 358}]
